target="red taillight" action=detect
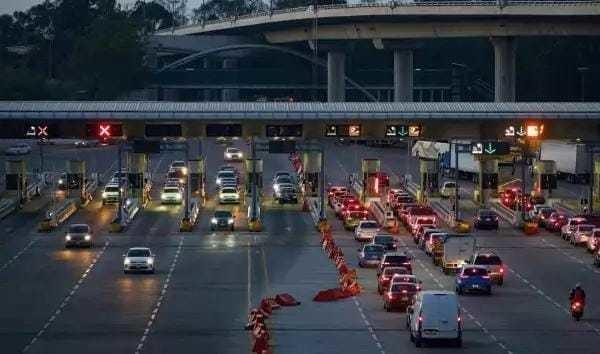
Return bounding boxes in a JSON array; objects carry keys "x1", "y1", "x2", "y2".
[
  {"x1": 418, "y1": 316, "x2": 423, "y2": 323},
  {"x1": 499, "y1": 268, "x2": 504, "y2": 273},
  {"x1": 416, "y1": 285, "x2": 421, "y2": 291},
  {"x1": 457, "y1": 316, "x2": 461, "y2": 322}
]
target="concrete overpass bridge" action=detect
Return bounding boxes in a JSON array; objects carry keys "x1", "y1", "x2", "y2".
[
  {"x1": 1, "y1": 101, "x2": 599, "y2": 141},
  {"x1": 155, "y1": 1, "x2": 600, "y2": 102}
]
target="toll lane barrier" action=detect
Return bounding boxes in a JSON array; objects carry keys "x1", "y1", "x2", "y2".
[
  {"x1": 109, "y1": 198, "x2": 140, "y2": 233},
  {"x1": 0, "y1": 198, "x2": 18, "y2": 219},
  {"x1": 313, "y1": 230, "x2": 361, "y2": 302},
  {"x1": 245, "y1": 294, "x2": 300, "y2": 354},
  {"x1": 38, "y1": 199, "x2": 77, "y2": 232},
  {"x1": 180, "y1": 198, "x2": 200, "y2": 232}
]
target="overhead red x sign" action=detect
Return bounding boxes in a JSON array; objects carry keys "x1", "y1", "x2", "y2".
[{"x1": 99, "y1": 124, "x2": 111, "y2": 137}]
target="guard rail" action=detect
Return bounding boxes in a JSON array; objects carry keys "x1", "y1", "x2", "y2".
[
  {"x1": 0, "y1": 198, "x2": 18, "y2": 219},
  {"x1": 490, "y1": 199, "x2": 518, "y2": 226},
  {"x1": 39, "y1": 198, "x2": 77, "y2": 231}
]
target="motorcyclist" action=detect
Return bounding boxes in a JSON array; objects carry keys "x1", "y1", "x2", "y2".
[{"x1": 569, "y1": 283, "x2": 586, "y2": 307}]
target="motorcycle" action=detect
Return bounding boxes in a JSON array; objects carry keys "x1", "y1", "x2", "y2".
[{"x1": 571, "y1": 301, "x2": 584, "y2": 321}]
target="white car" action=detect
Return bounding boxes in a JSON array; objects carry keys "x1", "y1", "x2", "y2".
[
  {"x1": 440, "y1": 182, "x2": 457, "y2": 199},
  {"x1": 161, "y1": 185, "x2": 183, "y2": 204},
  {"x1": 123, "y1": 247, "x2": 155, "y2": 274},
  {"x1": 219, "y1": 186, "x2": 240, "y2": 204},
  {"x1": 102, "y1": 183, "x2": 122, "y2": 205},
  {"x1": 216, "y1": 171, "x2": 237, "y2": 186},
  {"x1": 407, "y1": 291, "x2": 462, "y2": 348},
  {"x1": 5, "y1": 143, "x2": 31, "y2": 155},
  {"x1": 425, "y1": 232, "x2": 447, "y2": 256},
  {"x1": 169, "y1": 160, "x2": 187, "y2": 175},
  {"x1": 528, "y1": 204, "x2": 549, "y2": 220},
  {"x1": 570, "y1": 224, "x2": 595, "y2": 246},
  {"x1": 587, "y1": 228, "x2": 600, "y2": 253},
  {"x1": 354, "y1": 220, "x2": 380, "y2": 241},
  {"x1": 561, "y1": 217, "x2": 588, "y2": 240},
  {"x1": 224, "y1": 147, "x2": 243, "y2": 161}
]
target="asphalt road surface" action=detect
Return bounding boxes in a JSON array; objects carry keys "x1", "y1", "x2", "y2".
[{"x1": 0, "y1": 139, "x2": 598, "y2": 354}]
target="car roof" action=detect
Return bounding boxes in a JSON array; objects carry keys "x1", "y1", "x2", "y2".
[
  {"x1": 105, "y1": 183, "x2": 120, "y2": 187},
  {"x1": 129, "y1": 247, "x2": 150, "y2": 251},
  {"x1": 70, "y1": 223, "x2": 90, "y2": 228},
  {"x1": 226, "y1": 147, "x2": 240, "y2": 151},
  {"x1": 383, "y1": 252, "x2": 407, "y2": 257},
  {"x1": 462, "y1": 265, "x2": 488, "y2": 270}
]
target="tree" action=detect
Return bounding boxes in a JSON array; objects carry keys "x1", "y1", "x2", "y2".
[
  {"x1": 191, "y1": 0, "x2": 256, "y2": 22},
  {"x1": 130, "y1": 1, "x2": 175, "y2": 31}
]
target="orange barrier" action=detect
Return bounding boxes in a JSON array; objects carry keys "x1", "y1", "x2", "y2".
[{"x1": 247, "y1": 294, "x2": 300, "y2": 353}]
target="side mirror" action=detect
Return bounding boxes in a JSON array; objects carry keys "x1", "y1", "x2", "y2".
[{"x1": 122, "y1": 254, "x2": 126, "y2": 257}]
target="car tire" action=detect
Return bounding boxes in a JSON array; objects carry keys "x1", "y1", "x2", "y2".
[
  {"x1": 487, "y1": 288, "x2": 492, "y2": 296},
  {"x1": 456, "y1": 287, "x2": 463, "y2": 295},
  {"x1": 454, "y1": 337, "x2": 463, "y2": 348},
  {"x1": 231, "y1": 226, "x2": 235, "y2": 231},
  {"x1": 497, "y1": 278, "x2": 504, "y2": 286},
  {"x1": 124, "y1": 270, "x2": 129, "y2": 274},
  {"x1": 415, "y1": 332, "x2": 423, "y2": 347}
]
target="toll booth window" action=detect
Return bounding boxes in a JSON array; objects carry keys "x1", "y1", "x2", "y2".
[
  {"x1": 266, "y1": 125, "x2": 303, "y2": 138},
  {"x1": 206, "y1": 124, "x2": 242, "y2": 137},
  {"x1": 145, "y1": 124, "x2": 182, "y2": 137}
]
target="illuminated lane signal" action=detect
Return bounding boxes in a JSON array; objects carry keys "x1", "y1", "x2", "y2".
[
  {"x1": 86, "y1": 123, "x2": 123, "y2": 139},
  {"x1": 385, "y1": 125, "x2": 421, "y2": 138},
  {"x1": 99, "y1": 124, "x2": 111, "y2": 137}
]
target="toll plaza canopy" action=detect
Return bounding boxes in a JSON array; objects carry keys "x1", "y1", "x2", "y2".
[{"x1": 1, "y1": 101, "x2": 599, "y2": 140}]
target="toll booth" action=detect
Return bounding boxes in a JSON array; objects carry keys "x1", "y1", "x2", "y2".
[
  {"x1": 533, "y1": 160, "x2": 557, "y2": 198},
  {"x1": 245, "y1": 158, "x2": 263, "y2": 194},
  {"x1": 477, "y1": 159, "x2": 499, "y2": 206},
  {"x1": 5, "y1": 160, "x2": 26, "y2": 202},
  {"x1": 67, "y1": 160, "x2": 86, "y2": 201},
  {"x1": 419, "y1": 158, "x2": 439, "y2": 200},
  {"x1": 302, "y1": 152, "x2": 321, "y2": 197},
  {"x1": 362, "y1": 158, "x2": 381, "y2": 199},
  {"x1": 128, "y1": 153, "x2": 148, "y2": 205},
  {"x1": 189, "y1": 158, "x2": 205, "y2": 200}
]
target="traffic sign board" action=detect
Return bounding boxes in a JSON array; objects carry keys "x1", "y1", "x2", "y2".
[{"x1": 471, "y1": 141, "x2": 510, "y2": 156}]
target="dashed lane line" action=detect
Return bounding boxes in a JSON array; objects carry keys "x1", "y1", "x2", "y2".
[
  {"x1": 540, "y1": 238, "x2": 600, "y2": 274},
  {"x1": 134, "y1": 237, "x2": 184, "y2": 354},
  {"x1": 507, "y1": 266, "x2": 600, "y2": 336},
  {"x1": 352, "y1": 297, "x2": 386, "y2": 354},
  {"x1": 0, "y1": 239, "x2": 37, "y2": 273},
  {"x1": 22, "y1": 240, "x2": 110, "y2": 352},
  {"x1": 397, "y1": 236, "x2": 514, "y2": 354}
]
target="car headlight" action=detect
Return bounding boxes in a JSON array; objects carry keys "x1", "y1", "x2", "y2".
[
  {"x1": 175, "y1": 194, "x2": 182, "y2": 200},
  {"x1": 238, "y1": 153, "x2": 243, "y2": 158},
  {"x1": 65, "y1": 235, "x2": 71, "y2": 241},
  {"x1": 161, "y1": 193, "x2": 166, "y2": 200},
  {"x1": 102, "y1": 192, "x2": 108, "y2": 198},
  {"x1": 211, "y1": 217, "x2": 218, "y2": 224},
  {"x1": 124, "y1": 258, "x2": 131, "y2": 265},
  {"x1": 147, "y1": 258, "x2": 154, "y2": 265},
  {"x1": 274, "y1": 184, "x2": 279, "y2": 192},
  {"x1": 225, "y1": 153, "x2": 232, "y2": 158},
  {"x1": 84, "y1": 235, "x2": 91, "y2": 241},
  {"x1": 58, "y1": 179, "x2": 64, "y2": 185},
  {"x1": 216, "y1": 178, "x2": 222, "y2": 185},
  {"x1": 228, "y1": 218, "x2": 234, "y2": 224}
]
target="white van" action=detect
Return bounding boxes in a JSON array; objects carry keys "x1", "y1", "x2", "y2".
[{"x1": 407, "y1": 290, "x2": 462, "y2": 347}]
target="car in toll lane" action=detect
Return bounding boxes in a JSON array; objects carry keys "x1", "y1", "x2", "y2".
[
  {"x1": 468, "y1": 251, "x2": 505, "y2": 285},
  {"x1": 536, "y1": 207, "x2": 557, "y2": 227},
  {"x1": 529, "y1": 204, "x2": 550, "y2": 221},
  {"x1": 546, "y1": 212, "x2": 569, "y2": 232},
  {"x1": 384, "y1": 282, "x2": 420, "y2": 312},
  {"x1": 64, "y1": 224, "x2": 93, "y2": 248},
  {"x1": 123, "y1": 247, "x2": 155, "y2": 274},
  {"x1": 354, "y1": 220, "x2": 380, "y2": 242},
  {"x1": 586, "y1": 228, "x2": 600, "y2": 253},
  {"x1": 378, "y1": 266, "x2": 411, "y2": 294},
  {"x1": 169, "y1": 160, "x2": 187, "y2": 173},
  {"x1": 569, "y1": 224, "x2": 595, "y2": 246},
  {"x1": 337, "y1": 196, "x2": 362, "y2": 219},
  {"x1": 219, "y1": 186, "x2": 240, "y2": 204},
  {"x1": 390, "y1": 274, "x2": 422, "y2": 290},
  {"x1": 216, "y1": 170, "x2": 238, "y2": 186},
  {"x1": 396, "y1": 202, "x2": 418, "y2": 223},
  {"x1": 425, "y1": 232, "x2": 447, "y2": 257},
  {"x1": 224, "y1": 147, "x2": 243, "y2": 161},
  {"x1": 419, "y1": 228, "x2": 444, "y2": 250},
  {"x1": 455, "y1": 265, "x2": 492, "y2": 295},
  {"x1": 561, "y1": 217, "x2": 588, "y2": 240},
  {"x1": 275, "y1": 183, "x2": 298, "y2": 204},
  {"x1": 161, "y1": 185, "x2": 183, "y2": 204},
  {"x1": 377, "y1": 252, "x2": 412, "y2": 276},
  {"x1": 343, "y1": 209, "x2": 369, "y2": 230},
  {"x1": 440, "y1": 181, "x2": 457, "y2": 199},
  {"x1": 101, "y1": 183, "x2": 122, "y2": 205},
  {"x1": 414, "y1": 224, "x2": 436, "y2": 245},
  {"x1": 211, "y1": 210, "x2": 235, "y2": 231},
  {"x1": 372, "y1": 234, "x2": 398, "y2": 252},
  {"x1": 328, "y1": 186, "x2": 348, "y2": 206},
  {"x1": 473, "y1": 209, "x2": 499, "y2": 230},
  {"x1": 407, "y1": 291, "x2": 462, "y2": 348},
  {"x1": 358, "y1": 244, "x2": 385, "y2": 268}
]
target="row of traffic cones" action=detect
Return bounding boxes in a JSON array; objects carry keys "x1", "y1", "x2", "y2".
[
  {"x1": 313, "y1": 230, "x2": 361, "y2": 301},
  {"x1": 245, "y1": 295, "x2": 301, "y2": 353}
]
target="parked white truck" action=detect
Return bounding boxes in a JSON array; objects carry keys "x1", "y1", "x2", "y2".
[
  {"x1": 442, "y1": 234, "x2": 476, "y2": 274},
  {"x1": 539, "y1": 140, "x2": 589, "y2": 184}
]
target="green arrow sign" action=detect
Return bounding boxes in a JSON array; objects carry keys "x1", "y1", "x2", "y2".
[
  {"x1": 484, "y1": 142, "x2": 496, "y2": 155},
  {"x1": 398, "y1": 126, "x2": 408, "y2": 137}
]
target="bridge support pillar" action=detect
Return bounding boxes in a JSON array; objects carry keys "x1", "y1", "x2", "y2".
[
  {"x1": 533, "y1": 160, "x2": 557, "y2": 199},
  {"x1": 221, "y1": 58, "x2": 240, "y2": 101},
  {"x1": 128, "y1": 153, "x2": 148, "y2": 205},
  {"x1": 477, "y1": 159, "x2": 498, "y2": 207},
  {"x1": 419, "y1": 159, "x2": 439, "y2": 202},
  {"x1": 5, "y1": 160, "x2": 26, "y2": 202},
  {"x1": 491, "y1": 37, "x2": 516, "y2": 102},
  {"x1": 393, "y1": 50, "x2": 414, "y2": 102},
  {"x1": 303, "y1": 152, "x2": 322, "y2": 197},
  {"x1": 67, "y1": 160, "x2": 86, "y2": 202},
  {"x1": 327, "y1": 51, "x2": 345, "y2": 102}
]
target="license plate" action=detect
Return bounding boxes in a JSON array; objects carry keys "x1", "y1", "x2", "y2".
[
  {"x1": 473, "y1": 284, "x2": 479, "y2": 288},
  {"x1": 402, "y1": 297, "x2": 409, "y2": 301}
]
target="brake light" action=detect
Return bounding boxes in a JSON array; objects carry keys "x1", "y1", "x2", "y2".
[
  {"x1": 401, "y1": 290, "x2": 408, "y2": 294},
  {"x1": 418, "y1": 316, "x2": 423, "y2": 323},
  {"x1": 457, "y1": 316, "x2": 461, "y2": 323},
  {"x1": 416, "y1": 285, "x2": 421, "y2": 291},
  {"x1": 499, "y1": 268, "x2": 504, "y2": 273}
]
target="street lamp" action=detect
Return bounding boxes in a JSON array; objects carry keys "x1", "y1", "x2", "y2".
[{"x1": 42, "y1": 22, "x2": 55, "y2": 80}]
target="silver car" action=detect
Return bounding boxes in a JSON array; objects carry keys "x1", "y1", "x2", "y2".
[{"x1": 123, "y1": 247, "x2": 155, "y2": 274}]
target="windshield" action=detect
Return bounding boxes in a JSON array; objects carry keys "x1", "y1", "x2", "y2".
[
  {"x1": 463, "y1": 268, "x2": 489, "y2": 276},
  {"x1": 69, "y1": 225, "x2": 89, "y2": 233},
  {"x1": 444, "y1": 182, "x2": 456, "y2": 188},
  {"x1": 227, "y1": 148, "x2": 240, "y2": 153},
  {"x1": 391, "y1": 283, "x2": 418, "y2": 292},
  {"x1": 164, "y1": 188, "x2": 180, "y2": 193},
  {"x1": 374, "y1": 236, "x2": 394, "y2": 243},
  {"x1": 479, "y1": 210, "x2": 497, "y2": 217},
  {"x1": 218, "y1": 172, "x2": 235, "y2": 179},
  {"x1": 474, "y1": 255, "x2": 502, "y2": 265},
  {"x1": 128, "y1": 249, "x2": 150, "y2": 257},
  {"x1": 276, "y1": 177, "x2": 292, "y2": 184},
  {"x1": 364, "y1": 245, "x2": 384, "y2": 254},
  {"x1": 410, "y1": 207, "x2": 434, "y2": 215},
  {"x1": 348, "y1": 211, "x2": 366, "y2": 219},
  {"x1": 214, "y1": 211, "x2": 232, "y2": 218},
  {"x1": 105, "y1": 186, "x2": 119, "y2": 192},
  {"x1": 221, "y1": 188, "x2": 237, "y2": 193},
  {"x1": 384, "y1": 267, "x2": 407, "y2": 276},
  {"x1": 572, "y1": 219, "x2": 587, "y2": 226},
  {"x1": 171, "y1": 161, "x2": 185, "y2": 168},
  {"x1": 385, "y1": 255, "x2": 409, "y2": 263},
  {"x1": 361, "y1": 222, "x2": 378, "y2": 229}
]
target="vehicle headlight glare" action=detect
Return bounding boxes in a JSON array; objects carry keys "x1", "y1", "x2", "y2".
[
  {"x1": 228, "y1": 218, "x2": 234, "y2": 224},
  {"x1": 65, "y1": 235, "x2": 71, "y2": 241},
  {"x1": 84, "y1": 235, "x2": 91, "y2": 241},
  {"x1": 147, "y1": 258, "x2": 154, "y2": 265},
  {"x1": 124, "y1": 258, "x2": 131, "y2": 265},
  {"x1": 211, "y1": 217, "x2": 218, "y2": 224}
]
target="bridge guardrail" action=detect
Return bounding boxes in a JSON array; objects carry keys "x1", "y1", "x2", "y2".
[
  {"x1": 0, "y1": 198, "x2": 18, "y2": 219},
  {"x1": 83, "y1": 173, "x2": 99, "y2": 204},
  {"x1": 176, "y1": 1, "x2": 600, "y2": 31},
  {"x1": 39, "y1": 198, "x2": 77, "y2": 231},
  {"x1": 308, "y1": 197, "x2": 325, "y2": 227},
  {"x1": 123, "y1": 198, "x2": 140, "y2": 225}
]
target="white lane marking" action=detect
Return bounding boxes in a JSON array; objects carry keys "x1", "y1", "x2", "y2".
[
  {"x1": 22, "y1": 241, "x2": 110, "y2": 352},
  {"x1": 134, "y1": 237, "x2": 184, "y2": 354},
  {"x1": 247, "y1": 241, "x2": 252, "y2": 311},
  {"x1": 261, "y1": 247, "x2": 271, "y2": 295},
  {"x1": 507, "y1": 265, "x2": 600, "y2": 335},
  {"x1": 397, "y1": 236, "x2": 513, "y2": 354},
  {"x1": 0, "y1": 239, "x2": 37, "y2": 272},
  {"x1": 540, "y1": 238, "x2": 599, "y2": 273},
  {"x1": 352, "y1": 297, "x2": 386, "y2": 354}
]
